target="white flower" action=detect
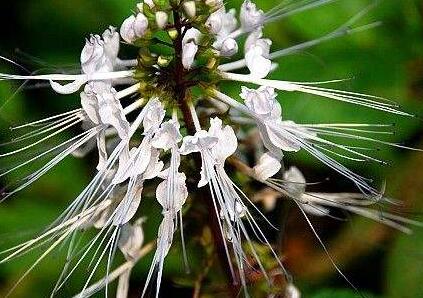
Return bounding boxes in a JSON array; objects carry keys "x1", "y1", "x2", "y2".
[
  {"x1": 182, "y1": 27, "x2": 202, "y2": 45},
  {"x1": 240, "y1": 86, "x2": 301, "y2": 153},
  {"x1": 240, "y1": 0, "x2": 264, "y2": 31},
  {"x1": 81, "y1": 33, "x2": 116, "y2": 74},
  {"x1": 120, "y1": 13, "x2": 149, "y2": 44},
  {"x1": 80, "y1": 82, "x2": 130, "y2": 170},
  {"x1": 180, "y1": 117, "x2": 237, "y2": 187}
]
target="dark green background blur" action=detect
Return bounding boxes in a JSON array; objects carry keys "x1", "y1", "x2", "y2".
[{"x1": 1, "y1": 0, "x2": 423, "y2": 297}]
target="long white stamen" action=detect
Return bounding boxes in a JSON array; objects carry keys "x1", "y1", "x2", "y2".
[
  {"x1": 0, "y1": 70, "x2": 134, "y2": 82},
  {"x1": 221, "y1": 72, "x2": 412, "y2": 116}
]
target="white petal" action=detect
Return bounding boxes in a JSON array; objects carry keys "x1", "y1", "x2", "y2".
[
  {"x1": 118, "y1": 219, "x2": 145, "y2": 259},
  {"x1": 253, "y1": 151, "x2": 282, "y2": 180},
  {"x1": 220, "y1": 38, "x2": 238, "y2": 57},
  {"x1": 183, "y1": 1, "x2": 196, "y2": 18},
  {"x1": 152, "y1": 120, "x2": 182, "y2": 151},
  {"x1": 209, "y1": 117, "x2": 237, "y2": 164},
  {"x1": 120, "y1": 15, "x2": 137, "y2": 44},
  {"x1": 50, "y1": 78, "x2": 87, "y2": 95},
  {"x1": 115, "y1": 182, "x2": 143, "y2": 225},
  {"x1": 155, "y1": 11, "x2": 168, "y2": 29},
  {"x1": 266, "y1": 124, "x2": 301, "y2": 152},
  {"x1": 240, "y1": 0, "x2": 264, "y2": 31},
  {"x1": 283, "y1": 166, "x2": 306, "y2": 197},
  {"x1": 245, "y1": 46, "x2": 272, "y2": 79},
  {"x1": 143, "y1": 99, "x2": 165, "y2": 133}
]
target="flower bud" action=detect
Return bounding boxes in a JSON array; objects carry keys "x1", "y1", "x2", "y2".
[
  {"x1": 220, "y1": 38, "x2": 238, "y2": 57},
  {"x1": 155, "y1": 11, "x2": 168, "y2": 29},
  {"x1": 183, "y1": 1, "x2": 196, "y2": 18},
  {"x1": 206, "y1": 11, "x2": 223, "y2": 35},
  {"x1": 120, "y1": 13, "x2": 148, "y2": 44},
  {"x1": 182, "y1": 41, "x2": 198, "y2": 70},
  {"x1": 144, "y1": 0, "x2": 155, "y2": 8}
]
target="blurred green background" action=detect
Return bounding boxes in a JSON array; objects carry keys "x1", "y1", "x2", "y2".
[{"x1": 0, "y1": 0, "x2": 423, "y2": 297}]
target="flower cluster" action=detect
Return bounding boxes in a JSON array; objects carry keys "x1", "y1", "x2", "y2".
[{"x1": 0, "y1": 0, "x2": 421, "y2": 297}]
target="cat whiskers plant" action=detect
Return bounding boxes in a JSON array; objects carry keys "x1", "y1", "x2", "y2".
[{"x1": 0, "y1": 0, "x2": 421, "y2": 297}]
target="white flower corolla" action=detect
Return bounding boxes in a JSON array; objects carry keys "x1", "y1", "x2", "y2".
[
  {"x1": 113, "y1": 100, "x2": 165, "y2": 184},
  {"x1": 183, "y1": 1, "x2": 196, "y2": 18},
  {"x1": 155, "y1": 11, "x2": 168, "y2": 29},
  {"x1": 240, "y1": 0, "x2": 264, "y2": 31},
  {"x1": 118, "y1": 219, "x2": 145, "y2": 260},
  {"x1": 114, "y1": 137, "x2": 164, "y2": 184},
  {"x1": 206, "y1": 10, "x2": 223, "y2": 35},
  {"x1": 179, "y1": 130, "x2": 218, "y2": 156},
  {"x1": 152, "y1": 120, "x2": 182, "y2": 151},
  {"x1": 120, "y1": 13, "x2": 149, "y2": 44},
  {"x1": 220, "y1": 37, "x2": 239, "y2": 57},
  {"x1": 245, "y1": 45, "x2": 272, "y2": 79},
  {"x1": 240, "y1": 86, "x2": 301, "y2": 154},
  {"x1": 253, "y1": 151, "x2": 282, "y2": 180}
]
